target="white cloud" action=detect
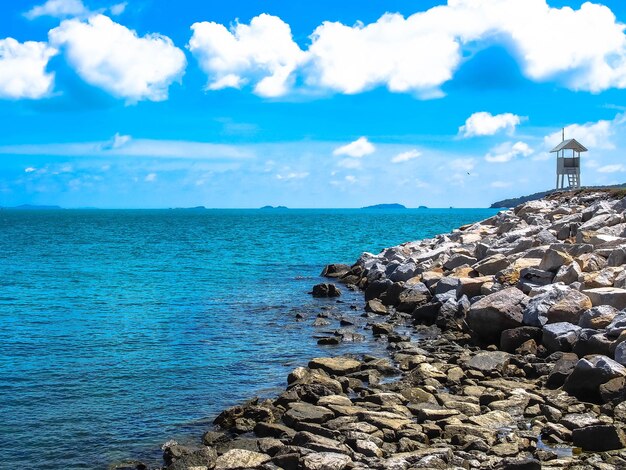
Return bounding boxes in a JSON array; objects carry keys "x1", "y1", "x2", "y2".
[
  {"x1": 144, "y1": 173, "x2": 157, "y2": 182},
  {"x1": 459, "y1": 112, "x2": 523, "y2": 138},
  {"x1": 0, "y1": 38, "x2": 57, "y2": 99},
  {"x1": 188, "y1": 2, "x2": 626, "y2": 98},
  {"x1": 49, "y1": 15, "x2": 186, "y2": 103},
  {"x1": 337, "y1": 158, "x2": 362, "y2": 169},
  {"x1": 345, "y1": 175, "x2": 357, "y2": 183},
  {"x1": 25, "y1": 0, "x2": 89, "y2": 19},
  {"x1": 109, "y1": 2, "x2": 127, "y2": 15},
  {"x1": 449, "y1": 158, "x2": 475, "y2": 172},
  {"x1": 491, "y1": 181, "x2": 512, "y2": 188},
  {"x1": 24, "y1": 167, "x2": 37, "y2": 173},
  {"x1": 597, "y1": 164, "x2": 626, "y2": 173},
  {"x1": 485, "y1": 141, "x2": 533, "y2": 163},
  {"x1": 333, "y1": 137, "x2": 375, "y2": 158},
  {"x1": 0, "y1": 138, "x2": 253, "y2": 160},
  {"x1": 391, "y1": 149, "x2": 421, "y2": 163},
  {"x1": 25, "y1": 0, "x2": 127, "y2": 19},
  {"x1": 544, "y1": 118, "x2": 617, "y2": 151},
  {"x1": 100, "y1": 133, "x2": 132, "y2": 150},
  {"x1": 276, "y1": 171, "x2": 309, "y2": 180},
  {"x1": 189, "y1": 14, "x2": 306, "y2": 97}
]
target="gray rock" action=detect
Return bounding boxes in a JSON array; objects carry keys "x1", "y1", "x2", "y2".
[
  {"x1": 573, "y1": 330, "x2": 612, "y2": 357},
  {"x1": 389, "y1": 263, "x2": 418, "y2": 282},
  {"x1": 553, "y1": 262, "x2": 582, "y2": 285},
  {"x1": 564, "y1": 355, "x2": 626, "y2": 401},
  {"x1": 500, "y1": 327, "x2": 543, "y2": 353},
  {"x1": 309, "y1": 357, "x2": 361, "y2": 375},
  {"x1": 546, "y1": 352, "x2": 579, "y2": 388},
  {"x1": 467, "y1": 351, "x2": 510, "y2": 373},
  {"x1": 579, "y1": 305, "x2": 619, "y2": 329},
  {"x1": 607, "y1": 313, "x2": 626, "y2": 337},
  {"x1": 572, "y1": 424, "x2": 626, "y2": 451},
  {"x1": 473, "y1": 254, "x2": 510, "y2": 276},
  {"x1": 467, "y1": 287, "x2": 529, "y2": 343},
  {"x1": 283, "y1": 402, "x2": 334, "y2": 427},
  {"x1": 311, "y1": 283, "x2": 341, "y2": 298},
  {"x1": 538, "y1": 249, "x2": 574, "y2": 272},
  {"x1": 583, "y1": 287, "x2": 626, "y2": 310},
  {"x1": 614, "y1": 341, "x2": 626, "y2": 366},
  {"x1": 523, "y1": 284, "x2": 580, "y2": 327},
  {"x1": 542, "y1": 322, "x2": 581, "y2": 352},
  {"x1": 444, "y1": 254, "x2": 477, "y2": 271},
  {"x1": 301, "y1": 452, "x2": 352, "y2": 470}
]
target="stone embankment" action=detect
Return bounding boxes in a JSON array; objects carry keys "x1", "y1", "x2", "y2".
[{"x1": 121, "y1": 191, "x2": 626, "y2": 469}]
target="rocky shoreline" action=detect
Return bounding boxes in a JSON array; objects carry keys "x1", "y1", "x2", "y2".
[{"x1": 119, "y1": 190, "x2": 626, "y2": 470}]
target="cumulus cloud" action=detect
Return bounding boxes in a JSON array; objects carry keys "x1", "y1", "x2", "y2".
[
  {"x1": 391, "y1": 149, "x2": 421, "y2": 163},
  {"x1": 0, "y1": 38, "x2": 57, "y2": 99},
  {"x1": 333, "y1": 137, "x2": 375, "y2": 158},
  {"x1": 597, "y1": 164, "x2": 626, "y2": 173},
  {"x1": 544, "y1": 117, "x2": 618, "y2": 151},
  {"x1": 49, "y1": 15, "x2": 186, "y2": 103},
  {"x1": 24, "y1": 167, "x2": 37, "y2": 173},
  {"x1": 100, "y1": 133, "x2": 132, "y2": 150},
  {"x1": 188, "y1": 14, "x2": 306, "y2": 97},
  {"x1": 485, "y1": 141, "x2": 533, "y2": 163},
  {"x1": 189, "y1": 1, "x2": 626, "y2": 97},
  {"x1": 459, "y1": 112, "x2": 523, "y2": 138},
  {"x1": 144, "y1": 172, "x2": 157, "y2": 182}
]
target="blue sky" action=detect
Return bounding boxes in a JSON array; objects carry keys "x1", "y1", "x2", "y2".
[{"x1": 1, "y1": 0, "x2": 626, "y2": 208}]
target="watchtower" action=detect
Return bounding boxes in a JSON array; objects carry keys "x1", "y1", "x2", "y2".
[{"x1": 550, "y1": 129, "x2": 587, "y2": 190}]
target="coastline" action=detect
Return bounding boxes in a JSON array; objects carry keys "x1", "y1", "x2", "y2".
[{"x1": 121, "y1": 190, "x2": 626, "y2": 470}]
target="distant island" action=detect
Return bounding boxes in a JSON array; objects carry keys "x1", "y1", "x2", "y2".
[
  {"x1": 361, "y1": 203, "x2": 407, "y2": 210},
  {"x1": 260, "y1": 205, "x2": 288, "y2": 210},
  {"x1": 490, "y1": 183, "x2": 626, "y2": 208},
  {"x1": 3, "y1": 204, "x2": 63, "y2": 210},
  {"x1": 171, "y1": 206, "x2": 208, "y2": 210}
]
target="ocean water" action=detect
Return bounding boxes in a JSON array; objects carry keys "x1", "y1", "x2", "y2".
[{"x1": 0, "y1": 208, "x2": 498, "y2": 469}]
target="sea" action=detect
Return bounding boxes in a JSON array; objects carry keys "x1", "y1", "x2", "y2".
[{"x1": 0, "y1": 207, "x2": 499, "y2": 469}]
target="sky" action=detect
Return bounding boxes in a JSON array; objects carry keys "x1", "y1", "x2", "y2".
[{"x1": 2, "y1": 0, "x2": 626, "y2": 208}]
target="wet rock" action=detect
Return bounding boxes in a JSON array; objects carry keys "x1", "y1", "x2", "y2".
[
  {"x1": 572, "y1": 424, "x2": 626, "y2": 451},
  {"x1": 372, "y1": 322, "x2": 394, "y2": 336},
  {"x1": 364, "y1": 279, "x2": 392, "y2": 302},
  {"x1": 292, "y1": 431, "x2": 351, "y2": 454},
  {"x1": 564, "y1": 355, "x2": 626, "y2": 402},
  {"x1": 467, "y1": 287, "x2": 529, "y2": 343},
  {"x1": 215, "y1": 449, "x2": 270, "y2": 469},
  {"x1": 321, "y1": 264, "x2": 351, "y2": 278},
  {"x1": 311, "y1": 283, "x2": 341, "y2": 298},
  {"x1": 365, "y1": 299, "x2": 387, "y2": 315},
  {"x1": 559, "y1": 412, "x2": 603, "y2": 430},
  {"x1": 163, "y1": 442, "x2": 217, "y2": 470},
  {"x1": 309, "y1": 357, "x2": 361, "y2": 375}
]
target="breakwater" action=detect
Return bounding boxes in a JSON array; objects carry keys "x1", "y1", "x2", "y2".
[{"x1": 129, "y1": 192, "x2": 626, "y2": 469}]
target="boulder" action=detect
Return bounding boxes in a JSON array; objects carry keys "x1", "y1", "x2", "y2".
[
  {"x1": 389, "y1": 262, "x2": 418, "y2": 282},
  {"x1": 444, "y1": 253, "x2": 477, "y2": 271},
  {"x1": 364, "y1": 279, "x2": 392, "y2": 302},
  {"x1": 563, "y1": 355, "x2": 626, "y2": 402},
  {"x1": 301, "y1": 452, "x2": 352, "y2": 470},
  {"x1": 576, "y1": 252, "x2": 607, "y2": 272},
  {"x1": 572, "y1": 425, "x2": 626, "y2": 451},
  {"x1": 321, "y1": 264, "x2": 351, "y2": 278},
  {"x1": 553, "y1": 262, "x2": 582, "y2": 285},
  {"x1": 467, "y1": 288, "x2": 529, "y2": 343},
  {"x1": 215, "y1": 449, "x2": 270, "y2": 469},
  {"x1": 583, "y1": 287, "x2": 626, "y2": 310},
  {"x1": 309, "y1": 357, "x2": 361, "y2": 376},
  {"x1": 523, "y1": 284, "x2": 589, "y2": 327},
  {"x1": 578, "y1": 305, "x2": 619, "y2": 329},
  {"x1": 538, "y1": 249, "x2": 573, "y2": 273},
  {"x1": 542, "y1": 322, "x2": 581, "y2": 352},
  {"x1": 614, "y1": 341, "x2": 626, "y2": 366},
  {"x1": 473, "y1": 254, "x2": 510, "y2": 276},
  {"x1": 311, "y1": 283, "x2": 341, "y2": 298},
  {"x1": 365, "y1": 299, "x2": 387, "y2": 315},
  {"x1": 283, "y1": 402, "x2": 334, "y2": 427},
  {"x1": 572, "y1": 330, "x2": 612, "y2": 357},
  {"x1": 500, "y1": 327, "x2": 543, "y2": 353},
  {"x1": 467, "y1": 351, "x2": 511, "y2": 373},
  {"x1": 546, "y1": 352, "x2": 579, "y2": 388},
  {"x1": 163, "y1": 443, "x2": 217, "y2": 470}
]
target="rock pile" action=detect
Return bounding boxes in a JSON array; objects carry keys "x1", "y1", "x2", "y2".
[{"x1": 120, "y1": 191, "x2": 626, "y2": 469}]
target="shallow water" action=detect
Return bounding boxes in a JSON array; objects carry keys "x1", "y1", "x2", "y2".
[{"x1": 0, "y1": 208, "x2": 498, "y2": 469}]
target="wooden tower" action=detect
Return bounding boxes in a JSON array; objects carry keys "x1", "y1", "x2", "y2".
[{"x1": 550, "y1": 129, "x2": 587, "y2": 190}]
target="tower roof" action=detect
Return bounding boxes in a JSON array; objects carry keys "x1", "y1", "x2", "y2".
[{"x1": 550, "y1": 139, "x2": 588, "y2": 153}]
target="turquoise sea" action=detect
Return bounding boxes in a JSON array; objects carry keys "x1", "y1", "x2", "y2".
[{"x1": 0, "y1": 208, "x2": 498, "y2": 469}]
